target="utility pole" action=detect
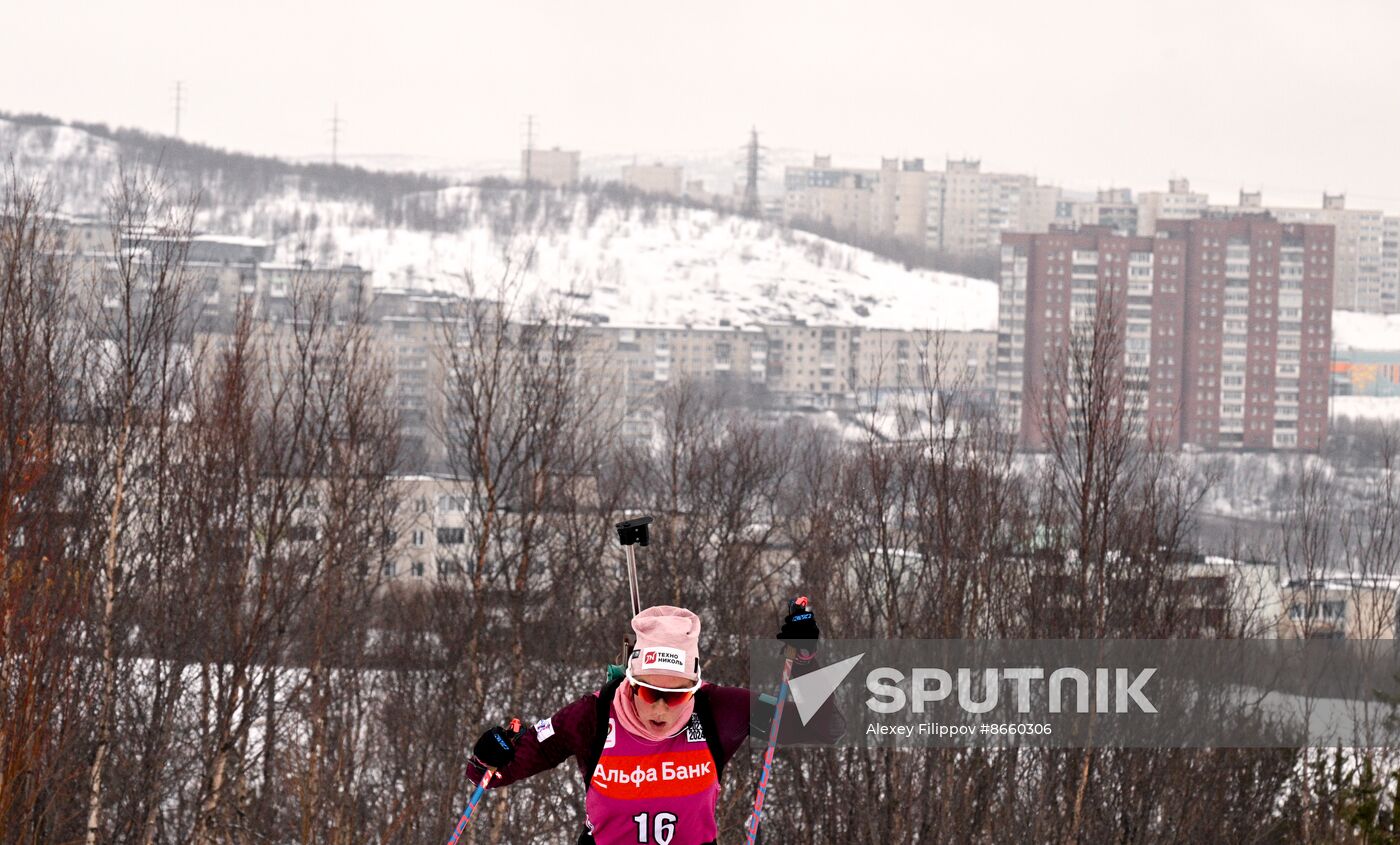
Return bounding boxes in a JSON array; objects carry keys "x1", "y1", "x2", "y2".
[
  {"x1": 523, "y1": 113, "x2": 536, "y2": 182},
  {"x1": 173, "y1": 81, "x2": 184, "y2": 137},
  {"x1": 330, "y1": 103, "x2": 342, "y2": 166}
]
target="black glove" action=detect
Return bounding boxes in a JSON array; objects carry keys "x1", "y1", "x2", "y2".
[
  {"x1": 777, "y1": 597, "x2": 820, "y2": 658},
  {"x1": 472, "y1": 721, "x2": 521, "y2": 771}
]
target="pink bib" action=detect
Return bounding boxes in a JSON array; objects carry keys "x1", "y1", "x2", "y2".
[{"x1": 584, "y1": 699, "x2": 720, "y2": 845}]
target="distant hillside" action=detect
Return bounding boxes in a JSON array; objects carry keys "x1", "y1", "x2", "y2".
[
  {"x1": 301, "y1": 145, "x2": 813, "y2": 200},
  {"x1": 0, "y1": 111, "x2": 446, "y2": 216},
  {"x1": 4, "y1": 112, "x2": 999, "y2": 331}
]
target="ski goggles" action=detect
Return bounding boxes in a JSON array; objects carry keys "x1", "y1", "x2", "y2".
[{"x1": 626, "y1": 669, "x2": 702, "y2": 707}]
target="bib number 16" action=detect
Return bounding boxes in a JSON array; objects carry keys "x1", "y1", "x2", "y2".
[{"x1": 632, "y1": 811, "x2": 677, "y2": 845}]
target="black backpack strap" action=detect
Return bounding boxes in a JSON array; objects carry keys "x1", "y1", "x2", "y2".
[
  {"x1": 694, "y1": 686, "x2": 726, "y2": 781},
  {"x1": 582, "y1": 678, "x2": 624, "y2": 791}
]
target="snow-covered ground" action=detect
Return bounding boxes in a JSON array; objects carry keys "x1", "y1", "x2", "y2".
[
  {"x1": 1333, "y1": 311, "x2": 1400, "y2": 352},
  {"x1": 1333, "y1": 395, "x2": 1400, "y2": 422},
  {"x1": 1196, "y1": 451, "x2": 1329, "y2": 520}
]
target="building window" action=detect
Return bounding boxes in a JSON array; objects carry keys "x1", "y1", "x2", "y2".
[{"x1": 437, "y1": 527, "x2": 465, "y2": 545}]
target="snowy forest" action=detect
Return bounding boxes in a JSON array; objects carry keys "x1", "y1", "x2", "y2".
[{"x1": 4, "y1": 159, "x2": 1400, "y2": 845}]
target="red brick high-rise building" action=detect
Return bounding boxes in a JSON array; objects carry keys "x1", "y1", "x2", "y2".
[{"x1": 996, "y1": 215, "x2": 1333, "y2": 451}]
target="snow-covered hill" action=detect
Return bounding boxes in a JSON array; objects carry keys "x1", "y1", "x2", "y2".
[
  {"x1": 232, "y1": 187, "x2": 996, "y2": 331},
  {"x1": 1, "y1": 118, "x2": 121, "y2": 211},
  {"x1": 5, "y1": 115, "x2": 998, "y2": 332}
]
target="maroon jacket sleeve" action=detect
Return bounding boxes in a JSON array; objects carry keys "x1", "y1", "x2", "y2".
[
  {"x1": 704, "y1": 659, "x2": 847, "y2": 768},
  {"x1": 467, "y1": 691, "x2": 600, "y2": 788}
]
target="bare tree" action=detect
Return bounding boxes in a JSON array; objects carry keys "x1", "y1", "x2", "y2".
[
  {"x1": 401, "y1": 248, "x2": 618, "y2": 844},
  {"x1": 77, "y1": 167, "x2": 200, "y2": 845},
  {"x1": 0, "y1": 173, "x2": 92, "y2": 845}
]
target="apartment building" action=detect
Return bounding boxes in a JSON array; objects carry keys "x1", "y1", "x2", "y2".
[
  {"x1": 763, "y1": 323, "x2": 859, "y2": 405},
  {"x1": 761, "y1": 324, "x2": 997, "y2": 409},
  {"x1": 369, "y1": 289, "x2": 461, "y2": 469},
  {"x1": 783, "y1": 155, "x2": 1058, "y2": 253},
  {"x1": 1088, "y1": 183, "x2": 1387, "y2": 312},
  {"x1": 569, "y1": 322, "x2": 998, "y2": 434},
  {"x1": 1188, "y1": 556, "x2": 1284, "y2": 638},
  {"x1": 782, "y1": 155, "x2": 882, "y2": 238},
  {"x1": 1063, "y1": 188, "x2": 1139, "y2": 236},
  {"x1": 875, "y1": 158, "x2": 932, "y2": 245},
  {"x1": 1059, "y1": 179, "x2": 1211, "y2": 238},
  {"x1": 927, "y1": 159, "x2": 1060, "y2": 254},
  {"x1": 575, "y1": 323, "x2": 771, "y2": 439},
  {"x1": 1255, "y1": 194, "x2": 1384, "y2": 314},
  {"x1": 189, "y1": 261, "x2": 259, "y2": 331},
  {"x1": 258, "y1": 262, "x2": 372, "y2": 322},
  {"x1": 57, "y1": 213, "x2": 111, "y2": 254},
  {"x1": 1280, "y1": 576, "x2": 1400, "y2": 639},
  {"x1": 997, "y1": 215, "x2": 1334, "y2": 452},
  {"x1": 521, "y1": 147, "x2": 580, "y2": 188},
  {"x1": 852, "y1": 328, "x2": 997, "y2": 401},
  {"x1": 1382, "y1": 215, "x2": 1400, "y2": 314},
  {"x1": 620, "y1": 162, "x2": 684, "y2": 198},
  {"x1": 1136, "y1": 178, "x2": 1212, "y2": 236}
]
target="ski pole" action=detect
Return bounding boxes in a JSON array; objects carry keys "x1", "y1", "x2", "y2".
[
  {"x1": 744, "y1": 597, "x2": 808, "y2": 845},
  {"x1": 624, "y1": 543, "x2": 642, "y2": 618},
  {"x1": 607, "y1": 516, "x2": 653, "y2": 683},
  {"x1": 615, "y1": 515, "x2": 652, "y2": 619},
  {"x1": 447, "y1": 718, "x2": 520, "y2": 845}
]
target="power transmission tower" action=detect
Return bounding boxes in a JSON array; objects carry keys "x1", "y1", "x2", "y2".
[
  {"x1": 173, "y1": 81, "x2": 184, "y2": 137},
  {"x1": 329, "y1": 103, "x2": 343, "y2": 166},
  {"x1": 741, "y1": 126, "x2": 764, "y2": 218},
  {"x1": 523, "y1": 113, "x2": 536, "y2": 182}
]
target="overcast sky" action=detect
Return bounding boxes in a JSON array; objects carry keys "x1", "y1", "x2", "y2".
[{"x1": 5, "y1": 0, "x2": 1398, "y2": 211}]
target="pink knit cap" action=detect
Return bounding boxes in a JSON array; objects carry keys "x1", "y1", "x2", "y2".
[{"x1": 628, "y1": 605, "x2": 702, "y2": 682}]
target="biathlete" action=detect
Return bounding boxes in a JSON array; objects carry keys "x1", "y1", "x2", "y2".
[{"x1": 467, "y1": 602, "x2": 843, "y2": 844}]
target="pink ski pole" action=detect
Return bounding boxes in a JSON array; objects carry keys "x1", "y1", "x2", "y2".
[
  {"x1": 744, "y1": 597, "x2": 808, "y2": 844},
  {"x1": 447, "y1": 717, "x2": 520, "y2": 845}
]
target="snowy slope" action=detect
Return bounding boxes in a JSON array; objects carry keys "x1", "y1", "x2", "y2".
[
  {"x1": 0, "y1": 118, "x2": 122, "y2": 211},
  {"x1": 311, "y1": 192, "x2": 996, "y2": 331}
]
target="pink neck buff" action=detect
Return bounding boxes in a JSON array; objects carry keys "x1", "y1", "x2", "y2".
[{"x1": 614, "y1": 680, "x2": 698, "y2": 742}]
